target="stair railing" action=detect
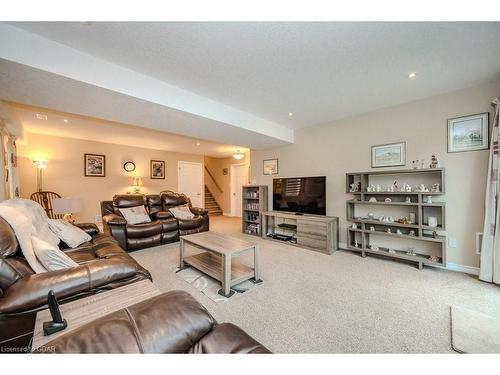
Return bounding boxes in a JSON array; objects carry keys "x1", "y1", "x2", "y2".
[{"x1": 204, "y1": 166, "x2": 223, "y2": 193}]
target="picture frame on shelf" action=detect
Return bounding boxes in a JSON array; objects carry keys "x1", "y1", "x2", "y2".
[
  {"x1": 84, "y1": 153, "x2": 106, "y2": 177},
  {"x1": 263, "y1": 158, "x2": 279, "y2": 175},
  {"x1": 371, "y1": 142, "x2": 406, "y2": 168},
  {"x1": 150, "y1": 160, "x2": 165, "y2": 179},
  {"x1": 447, "y1": 112, "x2": 489, "y2": 153}
]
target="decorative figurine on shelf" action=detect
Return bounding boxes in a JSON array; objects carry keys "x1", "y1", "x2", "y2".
[
  {"x1": 409, "y1": 230, "x2": 416, "y2": 236},
  {"x1": 354, "y1": 239, "x2": 359, "y2": 248},
  {"x1": 406, "y1": 184, "x2": 412, "y2": 192},
  {"x1": 429, "y1": 255, "x2": 440, "y2": 262},
  {"x1": 369, "y1": 197, "x2": 377, "y2": 202},
  {"x1": 386, "y1": 228, "x2": 392, "y2": 233},
  {"x1": 426, "y1": 195, "x2": 433, "y2": 204},
  {"x1": 385, "y1": 197, "x2": 392, "y2": 203},
  {"x1": 431, "y1": 183, "x2": 441, "y2": 193},
  {"x1": 373, "y1": 246, "x2": 379, "y2": 252},
  {"x1": 370, "y1": 226, "x2": 375, "y2": 231},
  {"x1": 405, "y1": 196, "x2": 412, "y2": 203},
  {"x1": 420, "y1": 159, "x2": 426, "y2": 169},
  {"x1": 367, "y1": 184, "x2": 376, "y2": 192},
  {"x1": 412, "y1": 160, "x2": 419, "y2": 169},
  {"x1": 396, "y1": 229, "x2": 402, "y2": 235},
  {"x1": 368, "y1": 212, "x2": 375, "y2": 220},
  {"x1": 430, "y1": 155, "x2": 440, "y2": 169},
  {"x1": 351, "y1": 223, "x2": 358, "y2": 229},
  {"x1": 428, "y1": 216, "x2": 438, "y2": 228},
  {"x1": 376, "y1": 184, "x2": 381, "y2": 192},
  {"x1": 388, "y1": 248, "x2": 396, "y2": 254},
  {"x1": 415, "y1": 184, "x2": 430, "y2": 193},
  {"x1": 388, "y1": 216, "x2": 395, "y2": 223},
  {"x1": 397, "y1": 217, "x2": 410, "y2": 224},
  {"x1": 431, "y1": 230, "x2": 438, "y2": 239},
  {"x1": 409, "y1": 213, "x2": 416, "y2": 223},
  {"x1": 357, "y1": 182, "x2": 362, "y2": 192},
  {"x1": 349, "y1": 183, "x2": 358, "y2": 193},
  {"x1": 406, "y1": 248, "x2": 417, "y2": 256}
]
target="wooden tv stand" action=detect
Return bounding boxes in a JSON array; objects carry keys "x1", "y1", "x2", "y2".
[{"x1": 261, "y1": 211, "x2": 338, "y2": 255}]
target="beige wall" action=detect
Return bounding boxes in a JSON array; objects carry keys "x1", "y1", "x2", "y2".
[
  {"x1": 17, "y1": 133, "x2": 203, "y2": 222},
  {"x1": 251, "y1": 79, "x2": 500, "y2": 269},
  {"x1": 204, "y1": 152, "x2": 250, "y2": 214}
]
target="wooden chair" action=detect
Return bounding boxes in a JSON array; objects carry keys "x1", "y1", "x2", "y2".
[{"x1": 30, "y1": 191, "x2": 64, "y2": 219}]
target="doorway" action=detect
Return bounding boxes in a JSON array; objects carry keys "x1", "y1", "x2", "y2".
[
  {"x1": 230, "y1": 163, "x2": 246, "y2": 217},
  {"x1": 178, "y1": 161, "x2": 204, "y2": 208}
]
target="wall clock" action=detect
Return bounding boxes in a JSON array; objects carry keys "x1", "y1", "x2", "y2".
[{"x1": 123, "y1": 161, "x2": 136, "y2": 172}]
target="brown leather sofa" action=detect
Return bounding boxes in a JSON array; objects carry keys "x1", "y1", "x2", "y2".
[
  {"x1": 36, "y1": 290, "x2": 270, "y2": 353},
  {"x1": 0, "y1": 217, "x2": 151, "y2": 352},
  {"x1": 101, "y1": 191, "x2": 209, "y2": 252}
]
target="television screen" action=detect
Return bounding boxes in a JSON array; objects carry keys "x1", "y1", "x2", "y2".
[{"x1": 272, "y1": 176, "x2": 326, "y2": 215}]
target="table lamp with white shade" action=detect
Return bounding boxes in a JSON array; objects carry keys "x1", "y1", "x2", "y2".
[{"x1": 52, "y1": 197, "x2": 83, "y2": 224}]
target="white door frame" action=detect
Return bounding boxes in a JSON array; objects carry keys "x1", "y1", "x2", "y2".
[
  {"x1": 177, "y1": 161, "x2": 204, "y2": 208},
  {"x1": 230, "y1": 163, "x2": 246, "y2": 217}
]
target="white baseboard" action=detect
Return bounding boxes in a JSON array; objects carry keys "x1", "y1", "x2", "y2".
[
  {"x1": 223, "y1": 213, "x2": 233, "y2": 217},
  {"x1": 445, "y1": 262, "x2": 479, "y2": 275}
]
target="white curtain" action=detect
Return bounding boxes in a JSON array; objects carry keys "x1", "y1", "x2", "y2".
[{"x1": 480, "y1": 97, "x2": 500, "y2": 284}]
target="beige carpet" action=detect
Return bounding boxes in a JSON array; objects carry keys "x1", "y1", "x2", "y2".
[
  {"x1": 131, "y1": 216, "x2": 500, "y2": 353},
  {"x1": 451, "y1": 306, "x2": 500, "y2": 353}
]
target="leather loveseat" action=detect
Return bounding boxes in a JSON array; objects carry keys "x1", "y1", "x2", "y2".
[
  {"x1": 0, "y1": 217, "x2": 151, "y2": 352},
  {"x1": 101, "y1": 191, "x2": 209, "y2": 252},
  {"x1": 36, "y1": 290, "x2": 270, "y2": 354}
]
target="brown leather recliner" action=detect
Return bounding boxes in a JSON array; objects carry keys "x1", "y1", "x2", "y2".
[
  {"x1": 159, "y1": 190, "x2": 209, "y2": 236},
  {"x1": 0, "y1": 217, "x2": 151, "y2": 352},
  {"x1": 35, "y1": 290, "x2": 271, "y2": 354},
  {"x1": 101, "y1": 192, "x2": 209, "y2": 252}
]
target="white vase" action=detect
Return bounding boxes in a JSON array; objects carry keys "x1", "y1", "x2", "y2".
[{"x1": 428, "y1": 216, "x2": 438, "y2": 227}]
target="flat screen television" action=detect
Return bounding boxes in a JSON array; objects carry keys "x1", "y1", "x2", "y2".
[{"x1": 272, "y1": 176, "x2": 326, "y2": 215}]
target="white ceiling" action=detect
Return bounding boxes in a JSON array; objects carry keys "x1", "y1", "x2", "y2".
[
  {"x1": 7, "y1": 102, "x2": 248, "y2": 158},
  {"x1": 8, "y1": 22, "x2": 500, "y2": 128}
]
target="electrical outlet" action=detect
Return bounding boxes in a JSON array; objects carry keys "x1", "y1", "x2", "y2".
[
  {"x1": 95, "y1": 215, "x2": 102, "y2": 223},
  {"x1": 448, "y1": 237, "x2": 457, "y2": 248},
  {"x1": 476, "y1": 232, "x2": 483, "y2": 254}
]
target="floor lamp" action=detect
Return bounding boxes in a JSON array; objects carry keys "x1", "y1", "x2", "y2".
[{"x1": 33, "y1": 159, "x2": 48, "y2": 192}]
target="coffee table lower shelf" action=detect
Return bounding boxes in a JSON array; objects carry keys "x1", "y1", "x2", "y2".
[{"x1": 184, "y1": 252, "x2": 255, "y2": 287}]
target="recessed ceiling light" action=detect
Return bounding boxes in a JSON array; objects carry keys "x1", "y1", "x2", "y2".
[
  {"x1": 288, "y1": 112, "x2": 294, "y2": 117},
  {"x1": 196, "y1": 142, "x2": 201, "y2": 146},
  {"x1": 63, "y1": 119, "x2": 69, "y2": 123},
  {"x1": 35, "y1": 114, "x2": 48, "y2": 120},
  {"x1": 408, "y1": 72, "x2": 417, "y2": 79}
]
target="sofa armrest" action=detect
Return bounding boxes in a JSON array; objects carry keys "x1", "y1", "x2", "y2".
[
  {"x1": 0, "y1": 259, "x2": 138, "y2": 314},
  {"x1": 74, "y1": 222, "x2": 100, "y2": 236},
  {"x1": 190, "y1": 207, "x2": 208, "y2": 216},
  {"x1": 150, "y1": 211, "x2": 173, "y2": 220},
  {"x1": 102, "y1": 214, "x2": 127, "y2": 225}
]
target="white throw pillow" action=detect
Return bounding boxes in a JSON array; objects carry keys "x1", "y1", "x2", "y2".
[
  {"x1": 32, "y1": 236, "x2": 78, "y2": 271},
  {"x1": 119, "y1": 206, "x2": 151, "y2": 225},
  {"x1": 169, "y1": 206, "x2": 195, "y2": 220},
  {"x1": 47, "y1": 219, "x2": 92, "y2": 248}
]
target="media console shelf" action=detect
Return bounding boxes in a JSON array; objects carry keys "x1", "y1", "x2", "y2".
[
  {"x1": 262, "y1": 211, "x2": 339, "y2": 255},
  {"x1": 346, "y1": 168, "x2": 446, "y2": 270}
]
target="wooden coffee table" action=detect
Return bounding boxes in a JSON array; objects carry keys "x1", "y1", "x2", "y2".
[{"x1": 179, "y1": 232, "x2": 262, "y2": 298}]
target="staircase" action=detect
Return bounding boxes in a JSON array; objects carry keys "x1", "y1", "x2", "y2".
[{"x1": 204, "y1": 186, "x2": 222, "y2": 216}]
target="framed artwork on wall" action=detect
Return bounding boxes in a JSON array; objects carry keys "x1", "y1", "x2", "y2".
[
  {"x1": 263, "y1": 159, "x2": 279, "y2": 175},
  {"x1": 447, "y1": 112, "x2": 489, "y2": 153},
  {"x1": 150, "y1": 160, "x2": 165, "y2": 179},
  {"x1": 84, "y1": 153, "x2": 106, "y2": 177},
  {"x1": 371, "y1": 142, "x2": 406, "y2": 168}
]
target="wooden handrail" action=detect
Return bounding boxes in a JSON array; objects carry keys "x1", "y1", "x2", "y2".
[{"x1": 204, "y1": 166, "x2": 223, "y2": 193}]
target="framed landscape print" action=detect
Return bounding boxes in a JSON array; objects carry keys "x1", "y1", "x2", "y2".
[
  {"x1": 447, "y1": 112, "x2": 489, "y2": 153},
  {"x1": 150, "y1": 160, "x2": 165, "y2": 179},
  {"x1": 371, "y1": 142, "x2": 406, "y2": 168},
  {"x1": 84, "y1": 153, "x2": 105, "y2": 177},
  {"x1": 263, "y1": 159, "x2": 279, "y2": 175}
]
